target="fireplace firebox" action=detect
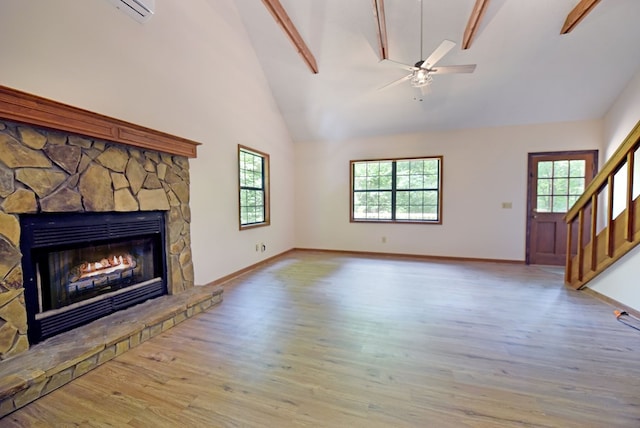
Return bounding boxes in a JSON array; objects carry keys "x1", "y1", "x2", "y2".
[{"x1": 20, "y1": 211, "x2": 168, "y2": 344}]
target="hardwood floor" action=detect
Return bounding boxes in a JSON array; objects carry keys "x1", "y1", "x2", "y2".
[{"x1": 4, "y1": 251, "x2": 640, "y2": 427}]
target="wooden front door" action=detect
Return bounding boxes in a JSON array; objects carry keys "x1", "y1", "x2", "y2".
[{"x1": 526, "y1": 151, "x2": 597, "y2": 265}]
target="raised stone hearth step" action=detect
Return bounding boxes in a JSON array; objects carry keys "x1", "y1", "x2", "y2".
[{"x1": 0, "y1": 285, "x2": 223, "y2": 418}]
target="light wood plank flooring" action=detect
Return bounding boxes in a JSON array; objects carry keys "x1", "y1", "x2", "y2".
[{"x1": 4, "y1": 251, "x2": 640, "y2": 427}]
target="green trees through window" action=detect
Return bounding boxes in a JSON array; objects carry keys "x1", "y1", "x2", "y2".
[
  {"x1": 536, "y1": 159, "x2": 586, "y2": 213},
  {"x1": 351, "y1": 156, "x2": 442, "y2": 223},
  {"x1": 239, "y1": 146, "x2": 270, "y2": 229}
]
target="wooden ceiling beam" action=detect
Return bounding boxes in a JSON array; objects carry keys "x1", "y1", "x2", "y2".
[
  {"x1": 561, "y1": 0, "x2": 602, "y2": 34},
  {"x1": 261, "y1": 0, "x2": 318, "y2": 74},
  {"x1": 372, "y1": 0, "x2": 389, "y2": 60},
  {"x1": 462, "y1": 0, "x2": 490, "y2": 50}
]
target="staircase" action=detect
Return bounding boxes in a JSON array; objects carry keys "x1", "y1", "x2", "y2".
[{"x1": 564, "y1": 120, "x2": 640, "y2": 289}]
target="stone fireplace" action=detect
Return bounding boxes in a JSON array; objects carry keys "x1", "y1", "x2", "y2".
[
  {"x1": 0, "y1": 86, "x2": 225, "y2": 417},
  {"x1": 0, "y1": 116, "x2": 195, "y2": 358}
]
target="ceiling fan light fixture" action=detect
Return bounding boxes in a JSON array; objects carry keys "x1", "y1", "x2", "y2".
[{"x1": 410, "y1": 69, "x2": 432, "y2": 87}]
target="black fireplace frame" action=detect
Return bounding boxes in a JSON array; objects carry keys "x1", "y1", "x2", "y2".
[{"x1": 20, "y1": 211, "x2": 168, "y2": 344}]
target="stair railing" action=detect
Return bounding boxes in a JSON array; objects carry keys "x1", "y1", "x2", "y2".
[{"x1": 564, "y1": 120, "x2": 640, "y2": 289}]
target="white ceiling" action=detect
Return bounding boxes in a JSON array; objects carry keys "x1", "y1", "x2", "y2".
[{"x1": 234, "y1": 0, "x2": 640, "y2": 143}]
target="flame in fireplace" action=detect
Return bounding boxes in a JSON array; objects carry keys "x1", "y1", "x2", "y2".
[{"x1": 77, "y1": 254, "x2": 136, "y2": 279}]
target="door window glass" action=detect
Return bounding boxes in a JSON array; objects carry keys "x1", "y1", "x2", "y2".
[{"x1": 536, "y1": 159, "x2": 586, "y2": 213}]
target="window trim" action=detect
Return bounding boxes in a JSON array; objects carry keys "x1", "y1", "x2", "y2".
[
  {"x1": 350, "y1": 155, "x2": 443, "y2": 225},
  {"x1": 238, "y1": 145, "x2": 270, "y2": 230}
]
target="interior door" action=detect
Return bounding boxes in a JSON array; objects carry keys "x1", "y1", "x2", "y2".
[{"x1": 526, "y1": 151, "x2": 597, "y2": 265}]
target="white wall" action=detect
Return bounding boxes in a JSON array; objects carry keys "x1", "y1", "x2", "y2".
[
  {"x1": 295, "y1": 121, "x2": 602, "y2": 261},
  {"x1": 0, "y1": 0, "x2": 296, "y2": 285},
  {"x1": 588, "y1": 70, "x2": 640, "y2": 312}
]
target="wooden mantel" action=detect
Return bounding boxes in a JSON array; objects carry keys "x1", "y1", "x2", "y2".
[{"x1": 0, "y1": 85, "x2": 200, "y2": 158}]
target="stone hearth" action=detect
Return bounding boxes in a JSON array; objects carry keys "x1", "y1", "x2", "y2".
[
  {"x1": 0, "y1": 119, "x2": 195, "y2": 359},
  {"x1": 0, "y1": 283, "x2": 223, "y2": 418}
]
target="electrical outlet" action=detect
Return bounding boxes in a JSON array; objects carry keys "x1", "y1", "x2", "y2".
[
  {"x1": 255, "y1": 243, "x2": 260, "y2": 252},
  {"x1": 261, "y1": 243, "x2": 266, "y2": 252}
]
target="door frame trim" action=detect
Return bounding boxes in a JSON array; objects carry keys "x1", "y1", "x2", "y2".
[{"x1": 525, "y1": 150, "x2": 598, "y2": 264}]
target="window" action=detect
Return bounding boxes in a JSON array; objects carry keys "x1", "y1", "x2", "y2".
[
  {"x1": 351, "y1": 156, "x2": 442, "y2": 223},
  {"x1": 239, "y1": 145, "x2": 270, "y2": 229},
  {"x1": 535, "y1": 159, "x2": 586, "y2": 213}
]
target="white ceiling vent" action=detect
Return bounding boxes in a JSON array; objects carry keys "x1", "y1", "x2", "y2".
[{"x1": 107, "y1": 0, "x2": 155, "y2": 23}]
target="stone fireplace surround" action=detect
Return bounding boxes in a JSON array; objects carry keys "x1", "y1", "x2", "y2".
[
  {"x1": 0, "y1": 118, "x2": 195, "y2": 356},
  {"x1": 0, "y1": 86, "x2": 223, "y2": 417}
]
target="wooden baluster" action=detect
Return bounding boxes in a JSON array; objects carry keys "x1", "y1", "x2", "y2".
[
  {"x1": 606, "y1": 175, "x2": 614, "y2": 257},
  {"x1": 577, "y1": 209, "x2": 584, "y2": 281},
  {"x1": 565, "y1": 220, "x2": 573, "y2": 284},
  {"x1": 590, "y1": 194, "x2": 598, "y2": 271},
  {"x1": 626, "y1": 151, "x2": 635, "y2": 242}
]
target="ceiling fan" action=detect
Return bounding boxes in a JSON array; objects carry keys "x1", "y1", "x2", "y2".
[{"x1": 379, "y1": 1, "x2": 476, "y2": 99}]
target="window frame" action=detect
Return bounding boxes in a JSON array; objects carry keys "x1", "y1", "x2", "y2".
[
  {"x1": 534, "y1": 158, "x2": 587, "y2": 214},
  {"x1": 238, "y1": 145, "x2": 270, "y2": 230},
  {"x1": 350, "y1": 156, "x2": 443, "y2": 224}
]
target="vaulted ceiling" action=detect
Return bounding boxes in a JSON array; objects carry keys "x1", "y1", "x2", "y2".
[{"x1": 234, "y1": 0, "x2": 640, "y2": 143}]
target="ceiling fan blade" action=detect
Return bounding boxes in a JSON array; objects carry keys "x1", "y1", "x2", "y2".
[
  {"x1": 430, "y1": 64, "x2": 476, "y2": 74},
  {"x1": 380, "y1": 59, "x2": 418, "y2": 72},
  {"x1": 422, "y1": 39, "x2": 456, "y2": 69},
  {"x1": 378, "y1": 74, "x2": 413, "y2": 90}
]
